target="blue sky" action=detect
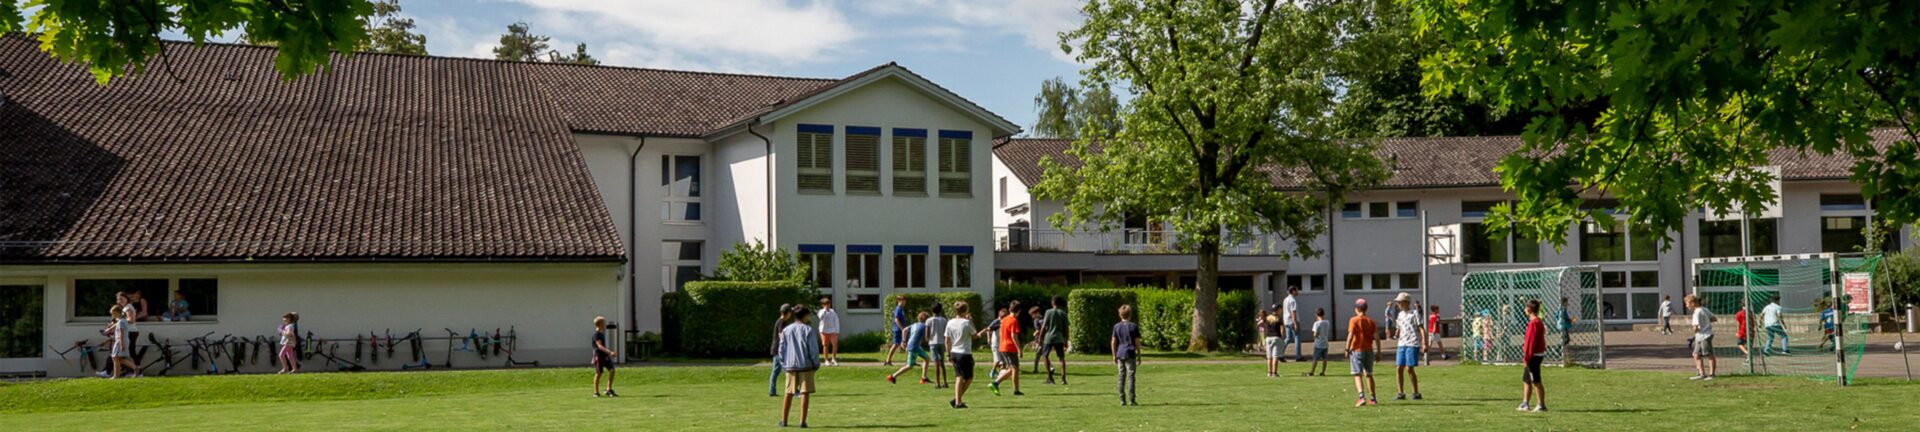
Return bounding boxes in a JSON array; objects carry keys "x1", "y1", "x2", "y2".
[{"x1": 269, "y1": 0, "x2": 1089, "y2": 133}]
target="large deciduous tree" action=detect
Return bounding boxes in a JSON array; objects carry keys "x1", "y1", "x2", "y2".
[
  {"x1": 4, "y1": 0, "x2": 376, "y2": 83},
  {"x1": 1410, "y1": 0, "x2": 1920, "y2": 247},
  {"x1": 1326, "y1": 0, "x2": 1532, "y2": 138},
  {"x1": 1038, "y1": 0, "x2": 1388, "y2": 351}
]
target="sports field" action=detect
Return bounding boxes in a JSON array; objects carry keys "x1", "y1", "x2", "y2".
[{"x1": 3, "y1": 355, "x2": 1916, "y2": 430}]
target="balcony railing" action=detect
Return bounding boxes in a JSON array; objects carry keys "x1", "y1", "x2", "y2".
[{"x1": 993, "y1": 226, "x2": 1284, "y2": 255}]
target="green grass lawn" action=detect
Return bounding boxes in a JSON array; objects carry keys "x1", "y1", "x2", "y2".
[{"x1": 3, "y1": 357, "x2": 1916, "y2": 430}]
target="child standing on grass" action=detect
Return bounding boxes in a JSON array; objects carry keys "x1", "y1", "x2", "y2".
[
  {"x1": 106, "y1": 307, "x2": 134, "y2": 379},
  {"x1": 1112, "y1": 304, "x2": 1141, "y2": 406},
  {"x1": 1519, "y1": 299, "x2": 1548, "y2": 412},
  {"x1": 1347, "y1": 299, "x2": 1379, "y2": 407},
  {"x1": 885, "y1": 296, "x2": 909, "y2": 366},
  {"x1": 770, "y1": 304, "x2": 794, "y2": 397},
  {"x1": 1263, "y1": 308, "x2": 1283, "y2": 377},
  {"x1": 779, "y1": 306, "x2": 822, "y2": 428},
  {"x1": 945, "y1": 301, "x2": 977, "y2": 409},
  {"x1": 1734, "y1": 305, "x2": 1751, "y2": 357},
  {"x1": 982, "y1": 306, "x2": 1007, "y2": 378},
  {"x1": 926, "y1": 303, "x2": 950, "y2": 388},
  {"x1": 888, "y1": 311, "x2": 932, "y2": 384},
  {"x1": 593, "y1": 316, "x2": 618, "y2": 397},
  {"x1": 1392, "y1": 294, "x2": 1423, "y2": 400},
  {"x1": 1427, "y1": 305, "x2": 1447, "y2": 362},
  {"x1": 1660, "y1": 295, "x2": 1675, "y2": 336},
  {"x1": 1687, "y1": 295, "x2": 1718, "y2": 380},
  {"x1": 1306, "y1": 308, "x2": 1330, "y2": 376},
  {"x1": 278, "y1": 312, "x2": 301, "y2": 374},
  {"x1": 818, "y1": 297, "x2": 840, "y2": 366}
]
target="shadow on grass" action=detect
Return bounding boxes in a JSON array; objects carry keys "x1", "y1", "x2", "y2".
[
  {"x1": 1554, "y1": 408, "x2": 1667, "y2": 414},
  {"x1": 809, "y1": 423, "x2": 937, "y2": 429}
]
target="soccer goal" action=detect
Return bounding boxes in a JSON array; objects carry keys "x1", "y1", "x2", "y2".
[
  {"x1": 1691, "y1": 253, "x2": 1882, "y2": 384},
  {"x1": 1460, "y1": 266, "x2": 1606, "y2": 368}
]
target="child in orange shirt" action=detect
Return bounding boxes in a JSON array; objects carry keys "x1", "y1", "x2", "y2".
[{"x1": 1347, "y1": 299, "x2": 1379, "y2": 406}]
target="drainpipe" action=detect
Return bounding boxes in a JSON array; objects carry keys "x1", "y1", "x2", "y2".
[
  {"x1": 747, "y1": 120, "x2": 776, "y2": 246},
  {"x1": 626, "y1": 137, "x2": 647, "y2": 333}
]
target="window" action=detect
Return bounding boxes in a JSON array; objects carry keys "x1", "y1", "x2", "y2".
[
  {"x1": 660, "y1": 155, "x2": 702, "y2": 222},
  {"x1": 937, "y1": 130, "x2": 972, "y2": 196},
  {"x1": 1821, "y1": 216, "x2": 1870, "y2": 252},
  {"x1": 845, "y1": 126, "x2": 881, "y2": 194},
  {"x1": 1700, "y1": 218, "x2": 1779, "y2": 257},
  {"x1": 940, "y1": 246, "x2": 973, "y2": 289},
  {"x1": 0, "y1": 285, "x2": 42, "y2": 357},
  {"x1": 1463, "y1": 222, "x2": 1539, "y2": 264},
  {"x1": 73, "y1": 279, "x2": 166, "y2": 318},
  {"x1": 1596, "y1": 270, "x2": 1662, "y2": 321},
  {"x1": 894, "y1": 246, "x2": 927, "y2": 289},
  {"x1": 893, "y1": 129, "x2": 928, "y2": 195},
  {"x1": 661, "y1": 241, "x2": 703, "y2": 293},
  {"x1": 72, "y1": 278, "x2": 216, "y2": 320},
  {"x1": 846, "y1": 245, "x2": 882, "y2": 310},
  {"x1": 998, "y1": 177, "x2": 1007, "y2": 207},
  {"x1": 797, "y1": 124, "x2": 834, "y2": 193},
  {"x1": 1342, "y1": 201, "x2": 1418, "y2": 219},
  {"x1": 1284, "y1": 274, "x2": 1327, "y2": 291},
  {"x1": 1461, "y1": 200, "x2": 1501, "y2": 218},
  {"x1": 798, "y1": 245, "x2": 834, "y2": 291},
  {"x1": 1580, "y1": 222, "x2": 1657, "y2": 262},
  {"x1": 1819, "y1": 194, "x2": 1867, "y2": 211},
  {"x1": 1342, "y1": 273, "x2": 1419, "y2": 290}
]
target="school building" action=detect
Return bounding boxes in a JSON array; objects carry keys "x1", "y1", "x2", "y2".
[
  {"x1": 0, "y1": 35, "x2": 1013, "y2": 377},
  {"x1": 992, "y1": 134, "x2": 1916, "y2": 336}
]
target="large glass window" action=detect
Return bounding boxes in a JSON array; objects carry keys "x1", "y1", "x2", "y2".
[
  {"x1": 940, "y1": 251, "x2": 972, "y2": 289},
  {"x1": 1284, "y1": 274, "x2": 1328, "y2": 291},
  {"x1": 1700, "y1": 218, "x2": 1779, "y2": 257},
  {"x1": 1463, "y1": 222, "x2": 1539, "y2": 264},
  {"x1": 894, "y1": 248, "x2": 926, "y2": 289},
  {"x1": 846, "y1": 246, "x2": 883, "y2": 310},
  {"x1": 1820, "y1": 216, "x2": 1898, "y2": 253},
  {"x1": 661, "y1": 154, "x2": 701, "y2": 222},
  {"x1": 0, "y1": 285, "x2": 44, "y2": 358},
  {"x1": 797, "y1": 124, "x2": 834, "y2": 193},
  {"x1": 799, "y1": 247, "x2": 833, "y2": 291},
  {"x1": 893, "y1": 129, "x2": 928, "y2": 195},
  {"x1": 845, "y1": 127, "x2": 881, "y2": 194},
  {"x1": 73, "y1": 279, "x2": 166, "y2": 318},
  {"x1": 661, "y1": 241, "x2": 702, "y2": 293},
  {"x1": 937, "y1": 130, "x2": 972, "y2": 196},
  {"x1": 1580, "y1": 222, "x2": 1657, "y2": 262}
]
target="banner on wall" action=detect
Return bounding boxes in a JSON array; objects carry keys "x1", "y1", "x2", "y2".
[{"x1": 1842, "y1": 272, "x2": 1873, "y2": 314}]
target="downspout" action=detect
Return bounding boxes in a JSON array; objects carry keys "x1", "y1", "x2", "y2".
[
  {"x1": 627, "y1": 137, "x2": 647, "y2": 332},
  {"x1": 748, "y1": 120, "x2": 776, "y2": 245}
]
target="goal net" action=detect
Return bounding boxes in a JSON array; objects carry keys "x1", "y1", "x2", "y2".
[
  {"x1": 1692, "y1": 253, "x2": 1881, "y2": 383},
  {"x1": 1460, "y1": 266, "x2": 1605, "y2": 368}
]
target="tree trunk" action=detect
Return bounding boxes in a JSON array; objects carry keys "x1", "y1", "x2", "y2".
[{"x1": 1189, "y1": 235, "x2": 1222, "y2": 351}]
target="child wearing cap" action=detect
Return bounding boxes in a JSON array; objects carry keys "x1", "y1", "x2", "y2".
[{"x1": 1392, "y1": 293, "x2": 1424, "y2": 400}]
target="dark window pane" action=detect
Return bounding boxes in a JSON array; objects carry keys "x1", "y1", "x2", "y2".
[
  {"x1": 1749, "y1": 219, "x2": 1779, "y2": 255},
  {"x1": 177, "y1": 278, "x2": 219, "y2": 316},
  {"x1": 1601, "y1": 271, "x2": 1627, "y2": 288},
  {"x1": 1819, "y1": 194, "x2": 1866, "y2": 211},
  {"x1": 73, "y1": 279, "x2": 166, "y2": 318},
  {"x1": 0, "y1": 285, "x2": 44, "y2": 357},
  {"x1": 1400, "y1": 273, "x2": 1420, "y2": 290},
  {"x1": 1344, "y1": 274, "x2": 1363, "y2": 290},
  {"x1": 1396, "y1": 201, "x2": 1418, "y2": 218},
  {"x1": 1341, "y1": 202, "x2": 1362, "y2": 218},
  {"x1": 1580, "y1": 223, "x2": 1626, "y2": 262},
  {"x1": 677, "y1": 242, "x2": 702, "y2": 260},
  {"x1": 1822, "y1": 216, "x2": 1866, "y2": 252},
  {"x1": 1285, "y1": 275, "x2": 1302, "y2": 290},
  {"x1": 1630, "y1": 271, "x2": 1659, "y2": 288},
  {"x1": 1371, "y1": 274, "x2": 1393, "y2": 290},
  {"x1": 1630, "y1": 229, "x2": 1658, "y2": 261},
  {"x1": 849, "y1": 294, "x2": 882, "y2": 310},
  {"x1": 1368, "y1": 202, "x2": 1389, "y2": 218},
  {"x1": 1310, "y1": 275, "x2": 1326, "y2": 291},
  {"x1": 1461, "y1": 201, "x2": 1501, "y2": 218},
  {"x1": 675, "y1": 155, "x2": 701, "y2": 197},
  {"x1": 1512, "y1": 232, "x2": 1540, "y2": 263}
]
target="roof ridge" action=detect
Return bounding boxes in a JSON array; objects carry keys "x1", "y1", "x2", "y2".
[{"x1": 150, "y1": 37, "x2": 840, "y2": 83}]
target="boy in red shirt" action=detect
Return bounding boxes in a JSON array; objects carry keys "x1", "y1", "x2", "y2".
[
  {"x1": 1427, "y1": 305, "x2": 1447, "y2": 362},
  {"x1": 1519, "y1": 299, "x2": 1548, "y2": 412},
  {"x1": 1734, "y1": 307, "x2": 1751, "y2": 356},
  {"x1": 990, "y1": 308, "x2": 1025, "y2": 396},
  {"x1": 1346, "y1": 299, "x2": 1379, "y2": 407}
]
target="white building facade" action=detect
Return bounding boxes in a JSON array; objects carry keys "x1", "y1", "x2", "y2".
[{"x1": 992, "y1": 135, "x2": 1914, "y2": 337}]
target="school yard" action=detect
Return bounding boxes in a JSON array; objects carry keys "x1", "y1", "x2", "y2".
[{"x1": 4, "y1": 351, "x2": 1918, "y2": 431}]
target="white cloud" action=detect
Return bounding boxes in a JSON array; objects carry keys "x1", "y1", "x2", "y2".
[
  {"x1": 505, "y1": 0, "x2": 857, "y2": 62},
  {"x1": 867, "y1": 0, "x2": 1082, "y2": 61}
]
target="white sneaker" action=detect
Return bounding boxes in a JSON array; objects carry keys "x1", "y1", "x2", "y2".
[
  {"x1": 1704, "y1": 375, "x2": 1715, "y2": 381},
  {"x1": 1516, "y1": 403, "x2": 1531, "y2": 411},
  {"x1": 1688, "y1": 375, "x2": 1704, "y2": 380}
]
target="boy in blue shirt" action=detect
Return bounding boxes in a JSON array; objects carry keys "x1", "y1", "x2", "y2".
[
  {"x1": 1111, "y1": 304, "x2": 1141, "y2": 406},
  {"x1": 888, "y1": 312, "x2": 932, "y2": 384},
  {"x1": 885, "y1": 297, "x2": 909, "y2": 366},
  {"x1": 779, "y1": 306, "x2": 823, "y2": 428}
]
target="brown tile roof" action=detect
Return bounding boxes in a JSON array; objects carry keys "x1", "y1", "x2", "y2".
[
  {"x1": 1, "y1": 36, "x2": 637, "y2": 262},
  {"x1": 995, "y1": 132, "x2": 1902, "y2": 190},
  {"x1": 528, "y1": 62, "x2": 835, "y2": 137}
]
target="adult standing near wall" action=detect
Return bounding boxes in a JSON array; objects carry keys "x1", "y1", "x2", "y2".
[{"x1": 1284, "y1": 287, "x2": 1303, "y2": 362}]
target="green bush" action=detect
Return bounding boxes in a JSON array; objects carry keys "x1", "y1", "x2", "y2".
[
  {"x1": 1068, "y1": 289, "x2": 1137, "y2": 354},
  {"x1": 839, "y1": 330, "x2": 889, "y2": 353},
  {"x1": 1135, "y1": 289, "x2": 1194, "y2": 351},
  {"x1": 664, "y1": 281, "x2": 813, "y2": 357},
  {"x1": 1217, "y1": 290, "x2": 1258, "y2": 351},
  {"x1": 708, "y1": 240, "x2": 809, "y2": 287}
]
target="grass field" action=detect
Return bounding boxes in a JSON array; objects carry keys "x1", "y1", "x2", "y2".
[{"x1": 3, "y1": 356, "x2": 1917, "y2": 430}]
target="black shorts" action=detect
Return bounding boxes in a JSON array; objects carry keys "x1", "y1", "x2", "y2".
[
  {"x1": 950, "y1": 353, "x2": 975, "y2": 380},
  {"x1": 595, "y1": 354, "x2": 615, "y2": 372},
  {"x1": 1521, "y1": 355, "x2": 1543, "y2": 384}
]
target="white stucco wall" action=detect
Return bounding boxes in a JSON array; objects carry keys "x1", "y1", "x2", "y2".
[
  {"x1": 575, "y1": 134, "x2": 715, "y2": 333},
  {"x1": 990, "y1": 154, "x2": 1032, "y2": 229},
  {"x1": 767, "y1": 77, "x2": 999, "y2": 335},
  {"x1": 3, "y1": 262, "x2": 620, "y2": 377}
]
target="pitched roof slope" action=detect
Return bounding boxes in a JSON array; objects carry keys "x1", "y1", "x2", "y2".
[
  {"x1": 995, "y1": 133, "x2": 1900, "y2": 190},
  {"x1": 0, "y1": 36, "x2": 624, "y2": 262},
  {"x1": 528, "y1": 63, "x2": 835, "y2": 137}
]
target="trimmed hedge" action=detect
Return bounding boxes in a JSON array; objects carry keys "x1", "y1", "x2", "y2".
[
  {"x1": 1129, "y1": 289, "x2": 1259, "y2": 351},
  {"x1": 663, "y1": 281, "x2": 813, "y2": 357},
  {"x1": 1067, "y1": 289, "x2": 1137, "y2": 354}
]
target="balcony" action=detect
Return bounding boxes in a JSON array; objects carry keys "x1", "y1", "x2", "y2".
[{"x1": 992, "y1": 226, "x2": 1285, "y2": 255}]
